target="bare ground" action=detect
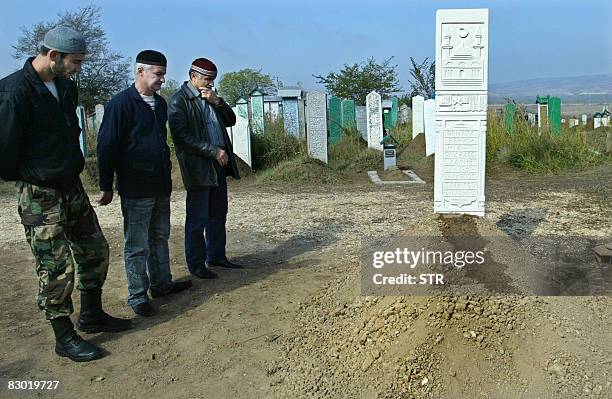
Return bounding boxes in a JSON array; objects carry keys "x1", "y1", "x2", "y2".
[{"x1": 0, "y1": 163, "x2": 610, "y2": 399}]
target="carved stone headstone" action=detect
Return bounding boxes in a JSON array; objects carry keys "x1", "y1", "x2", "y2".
[
  {"x1": 298, "y1": 98, "x2": 306, "y2": 137},
  {"x1": 355, "y1": 106, "x2": 367, "y2": 141},
  {"x1": 399, "y1": 104, "x2": 411, "y2": 124},
  {"x1": 366, "y1": 91, "x2": 383, "y2": 151},
  {"x1": 434, "y1": 9, "x2": 489, "y2": 217},
  {"x1": 75, "y1": 106, "x2": 87, "y2": 158},
  {"x1": 306, "y1": 91, "x2": 328, "y2": 163},
  {"x1": 233, "y1": 98, "x2": 252, "y2": 167},
  {"x1": 527, "y1": 113, "x2": 536, "y2": 125},
  {"x1": 424, "y1": 99, "x2": 436, "y2": 156},
  {"x1": 581, "y1": 114, "x2": 587, "y2": 125},
  {"x1": 412, "y1": 95, "x2": 425, "y2": 138},
  {"x1": 250, "y1": 90, "x2": 265, "y2": 134},
  {"x1": 282, "y1": 97, "x2": 300, "y2": 136},
  {"x1": 594, "y1": 117, "x2": 601, "y2": 129},
  {"x1": 328, "y1": 96, "x2": 342, "y2": 144}
]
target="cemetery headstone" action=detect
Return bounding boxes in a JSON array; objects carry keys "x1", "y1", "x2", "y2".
[
  {"x1": 282, "y1": 97, "x2": 300, "y2": 136},
  {"x1": 399, "y1": 104, "x2": 411, "y2": 124},
  {"x1": 527, "y1": 112, "x2": 536, "y2": 125},
  {"x1": 341, "y1": 99, "x2": 356, "y2": 130},
  {"x1": 594, "y1": 117, "x2": 601, "y2": 129},
  {"x1": 94, "y1": 103, "x2": 104, "y2": 132},
  {"x1": 355, "y1": 106, "x2": 368, "y2": 141},
  {"x1": 412, "y1": 95, "x2": 425, "y2": 138},
  {"x1": 424, "y1": 99, "x2": 436, "y2": 156},
  {"x1": 548, "y1": 96, "x2": 561, "y2": 133},
  {"x1": 366, "y1": 91, "x2": 383, "y2": 151},
  {"x1": 298, "y1": 98, "x2": 306, "y2": 137},
  {"x1": 434, "y1": 8, "x2": 488, "y2": 217},
  {"x1": 328, "y1": 96, "x2": 342, "y2": 144},
  {"x1": 582, "y1": 114, "x2": 587, "y2": 125},
  {"x1": 504, "y1": 103, "x2": 516, "y2": 133},
  {"x1": 306, "y1": 91, "x2": 328, "y2": 164},
  {"x1": 233, "y1": 99, "x2": 252, "y2": 167},
  {"x1": 390, "y1": 97, "x2": 399, "y2": 128},
  {"x1": 75, "y1": 106, "x2": 88, "y2": 157},
  {"x1": 250, "y1": 89, "x2": 265, "y2": 134}
]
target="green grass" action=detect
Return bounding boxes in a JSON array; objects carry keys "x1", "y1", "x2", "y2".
[
  {"x1": 487, "y1": 112, "x2": 609, "y2": 173},
  {"x1": 251, "y1": 115, "x2": 306, "y2": 170}
]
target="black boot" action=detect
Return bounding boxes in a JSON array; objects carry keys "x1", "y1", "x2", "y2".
[
  {"x1": 76, "y1": 288, "x2": 132, "y2": 333},
  {"x1": 51, "y1": 316, "x2": 103, "y2": 362}
]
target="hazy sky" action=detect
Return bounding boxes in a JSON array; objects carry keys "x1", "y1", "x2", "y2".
[{"x1": 1, "y1": 0, "x2": 611, "y2": 91}]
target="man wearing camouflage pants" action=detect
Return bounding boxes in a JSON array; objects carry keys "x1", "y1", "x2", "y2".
[{"x1": 0, "y1": 26, "x2": 131, "y2": 362}]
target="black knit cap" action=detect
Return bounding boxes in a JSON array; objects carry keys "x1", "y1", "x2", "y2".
[{"x1": 136, "y1": 50, "x2": 167, "y2": 67}]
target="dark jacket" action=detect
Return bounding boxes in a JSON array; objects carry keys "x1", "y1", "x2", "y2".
[
  {"x1": 97, "y1": 84, "x2": 172, "y2": 198},
  {"x1": 0, "y1": 58, "x2": 84, "y2": 189},
  {"x1": 168, "y1": 82, "x2": 239, "y2": 190}
]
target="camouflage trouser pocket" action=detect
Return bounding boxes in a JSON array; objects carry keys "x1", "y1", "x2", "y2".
[{"x1": 16, "y1": 181, "x2": 63, "y2": 226}]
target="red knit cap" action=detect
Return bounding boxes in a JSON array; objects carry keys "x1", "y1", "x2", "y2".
[{"x1": 190, "y1": 58, "x2": 217, "y2": 78}]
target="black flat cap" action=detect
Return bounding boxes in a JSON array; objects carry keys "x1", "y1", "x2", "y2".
[{"x1": 136, "y1": 50, "x2": 167, "y2": 67}]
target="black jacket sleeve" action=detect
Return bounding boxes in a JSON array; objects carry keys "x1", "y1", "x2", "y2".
[
  {"x1": 96, "y1": 99, "x2": 122, "y2": 192},
  {"x1": 168, "y1": 94, "x2": 218, "y2": 159},
  {"x1": 212, "y1": 98, "x2": 236, "y2": 127},
  {"x1": 0, "y1": 90, "x2": 24, "y2": 181}
]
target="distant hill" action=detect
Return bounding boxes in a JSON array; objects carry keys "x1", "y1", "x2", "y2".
[{"x1": 489, "y1": 74, "x2": 612, "y2": 104}]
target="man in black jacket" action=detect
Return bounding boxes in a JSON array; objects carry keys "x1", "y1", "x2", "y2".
[
  {"x1": 0, "y1": 26, "x2": 131, "y2": 362},
  {"x1": 97, "y1": 50, "x2": 191, "y2": 317},
  {"x1": 168, "y1": 58, "x2": 242, "y2": 279}
]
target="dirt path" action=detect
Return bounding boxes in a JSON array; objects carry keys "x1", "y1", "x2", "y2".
[{"x1": 0, "y1": 165, "x2": 610, "y2": 398}]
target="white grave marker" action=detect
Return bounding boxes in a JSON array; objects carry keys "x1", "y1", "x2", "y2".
[
  {"x1": 306, "y1": 91, "x2": 328, "y2": 163},
  {"x1": 581, "y1": 114, "x2": 587, "y2": 125},
  {"x1": 366, "y1": 91, "x2": 383, "y2": 151},
  {"x1": 424, "y1": 99, "x2": 436, "y2": 156},
  {"x1": 233, "y1": 99, "x2": 252, "y2": 167},
  {"x1": 434, "y1": 8, "x2": 489, "y2": 217},
  {"x1": 412, "y1": 95, "x2": 425, "y2": 138},
  {"x1": 355, "y1": 106, "x2": 367, "y2": 141}
]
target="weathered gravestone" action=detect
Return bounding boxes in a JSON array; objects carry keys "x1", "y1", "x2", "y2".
[
  {"x1": 298, "y1": 98, "x2": 306, "y2": 137},
  {"x1": 424, "y1": 99, "x2": 436, "y2": 156},
  {"x1": 527, "y1": 112, "x2": 536, "y2": 125},
  {"x1": 366, "y1": 91, "x2": 383, "y2": 151},
  {"x1": 250, "y1": 89, "x2": 265, "y2": 134},
  {"x1": 282, "y1": 97, "x2": 300, "y2": 136},
  {"x1": 328, "y1": 96, "x2": 342, "y2": 144},
  {"x1": 341, "y1": 99, "x2": 356, "y2": 130},
  {"x1": 504, "y1": 103, "x2": 516, "y2": 133},
  {"x1": 412, "y1": 95, "x2": 425, "y2": 138},
  {"x1": 233, "y1": 98, "x2": 252, "y2": 167},
  {"x1": 399, "y1": 104, "x2": 411, "y2": 124},
  {"x1": 582, "y1": 114, "x2": 588, "y2": 125},
  {"x1": 306, "y1": 91, "x2": 328, "y2": 163},
  {"x1": 390, "y1": 97, "x2": 399, "y2": 128},
  {"x1": 355, "y1": 106, "x2": 367, "y2": 141},
  {"x1": 434, "y1": 9, "x2": 488, "y2": 217},
  {"x1": 594, "y1": 117, "x2": 602, "y2": 129},
  {"x1": 548, "y1": 96, "x2": 561, "y2": 133},
  {"x1": 75, "y1": 105, "x2": 88, "y2": 157},
  {"x1": 94, "y1": 103, "x2": 104, "y2": 132}
]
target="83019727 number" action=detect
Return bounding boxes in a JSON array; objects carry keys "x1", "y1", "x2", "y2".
[{"x1": 5, "y1": 380, "x2": 60, "y2": 390}]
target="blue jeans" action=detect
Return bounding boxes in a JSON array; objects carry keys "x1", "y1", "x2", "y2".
[
  {"x1": 120, "y1": 196, "x2": 173, "y2": 306},
  {"x1": 185, "y1": 167, "x2": 228, "y2": 274}
]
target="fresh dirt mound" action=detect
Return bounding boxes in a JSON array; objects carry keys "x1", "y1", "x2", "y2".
[
  {"x1": 379, "y1": 168, "x2": 408, "y2": 181},
  {"x1": 256, "y1": 156, "x2": 342, "y2": 185},
  {"x1": 399, "y1": 132, "x2": 426, "y2": 158}
]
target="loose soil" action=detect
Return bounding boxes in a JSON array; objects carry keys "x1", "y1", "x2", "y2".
[{"x1": 0, "y1": 162, "x2": 610, "y2": 399}]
